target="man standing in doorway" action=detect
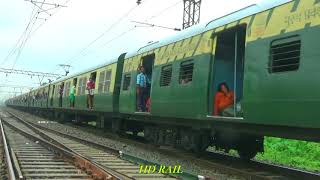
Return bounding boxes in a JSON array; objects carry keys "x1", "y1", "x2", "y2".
[
  {"x1": 136, "y1": 66, "x2": 146, "y2": 112},
  {"x1": 69, "y1": 82, "x2": 76, "y2": 108},
  {"x1": 59, "y1": 82, "x2": 64, "y2": 107},
  {"x1": 86, "y1": 77, "x2": 95, "y2": 110}
]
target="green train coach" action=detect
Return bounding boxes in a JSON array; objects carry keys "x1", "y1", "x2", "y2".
[{"x1": 6, "y1": 0, "x2": 320, "y2": 159}]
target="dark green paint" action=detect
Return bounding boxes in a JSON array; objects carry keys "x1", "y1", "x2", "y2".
[
  {"x1": 243, "y1": 26, "x2": 320, "y2": 128},
  {"x1": 113, "y1": 53, "x2": 126, "y2": 113},
  {"x1": 291, "y1": 0, "x2": 300, "y2": 12},
  {"x1": 119, "y1": 72, "x2": 136, "y2": 113},
  {"x1": 265, "y1": 9, "x2": 274, "y2": 27},
  {"x1": 152, "y1": 55, "x2": 210, "y2": 119}
]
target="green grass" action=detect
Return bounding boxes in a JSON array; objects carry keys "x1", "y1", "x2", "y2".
[{"x1": 256, "y1": 137, "x2": 320, "y2": 172}]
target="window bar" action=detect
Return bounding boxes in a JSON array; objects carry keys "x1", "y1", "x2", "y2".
[{"x1": 233, "y1": 31, "x2": 238, "y2": 117}]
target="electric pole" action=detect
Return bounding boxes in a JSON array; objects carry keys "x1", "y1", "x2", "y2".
[
  {"x1": 183, "y1": 0, "x2": 202, "y2": 29},
  {"x1": 58, "y1": 64, "x2": 71, "y2": 76}
]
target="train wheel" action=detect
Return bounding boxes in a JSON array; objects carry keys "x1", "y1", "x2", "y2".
[
  {"x1": 180, "y1": 130, "x2": 192, "y2": 151},
  {"x1": 237, "y1": 147, "x2": 258, "y2": 160},
  {"x1": 181, "y1": 135, "x2": 192, "y2": 151},
  {"x1": 236, "y1": 135, "x2": 264, "y2": 160}
]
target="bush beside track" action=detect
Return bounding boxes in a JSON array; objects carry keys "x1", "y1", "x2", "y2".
[{"x1": 256, "y1": 137, "x2": 320, "y2": 172}]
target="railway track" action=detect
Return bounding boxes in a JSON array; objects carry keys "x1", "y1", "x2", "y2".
[
  {"x1": 1, "y1": 122, "x2": 93, "y2": 180},
  {"x1": 3, "y1": 108, "x2": 320, "y2": 180},
  {"x1": 0, "y1": 111, "x2": 177, "y2": 180},
  {"x1": 29, "y1": 121, "x2": 320, "y2": 180}
]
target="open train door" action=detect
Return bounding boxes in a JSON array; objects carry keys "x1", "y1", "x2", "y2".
[
  {"x1": 209, "y1": 25, "x2": 246, "y2": 117},
  {"x1": 136, "y1": 53, "x2": 155, "y2": 112}
]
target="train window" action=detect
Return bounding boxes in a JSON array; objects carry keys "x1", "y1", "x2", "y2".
[
  {"x1": 160, "y1": 65, "x2": 172, "y2": 87},
  {"x1": 63, "y1": 83, "x2": 66, "y2": 97},
  {"x1": 65, "y1": 82, "x2": 70, "y2": 97},
  {"x1": 104, "y1": 70, "x2": 112, "y2": 93},
  {"x1": 179, "y1": 60, "x2": 194, "y2": 84},
  {"x1": 123, "y1": 74, "x2": 131, "y2": 90},
  {"x1": 97, "y1": 70, "x2": 112, "y2": 93},
  {"x1": 269, "y1": 36, "x2": 301, "y2": 73},
  {"x1": 67, "y1": 81, "x2": 71, "y2": 96},
  {"x1": 77, "y1": 77, "x2": 87, "y2": 95},
  {"x1": 55, "y1": 85, "x2": 59, "y2": 97},
  {"x1": 98, "y1": 71, "x2": 105, "y2": 93},
  {"x1": 78, "y1": 78, "x2": 83, "y2": 95},
  {"x1": 82, "y1": 77, "x2": 87, "y2": 95}
]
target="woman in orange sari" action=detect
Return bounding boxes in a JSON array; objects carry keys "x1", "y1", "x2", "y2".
[{"x1": 213, "y1": 82, "x2": 234, "y2": 116}]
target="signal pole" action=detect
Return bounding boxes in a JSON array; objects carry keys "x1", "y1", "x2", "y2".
[{"x1": 183, "y1": 0, "x2": 202, "y2": 29}]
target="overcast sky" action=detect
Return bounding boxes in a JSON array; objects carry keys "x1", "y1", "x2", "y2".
[{"x1": 0, "y1": 0, "x2": 264, "y2": 101}]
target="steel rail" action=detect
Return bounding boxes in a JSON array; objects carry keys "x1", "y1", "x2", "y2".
[
  {"x1": 2, "y1": 118, "x2": 115, "y2": 180},
  {"x1": 29, "y1": 126, "x2": 134, "y2": 180},
  {"x1": 0, "y1": 118, "x2": 17, "y2": 180},
  {"x1": 4, "y1": 112, "x2": 135, "y2": 180},
  {"x1": 5, "y1": 110, "x2": 179, "y2": 179}
]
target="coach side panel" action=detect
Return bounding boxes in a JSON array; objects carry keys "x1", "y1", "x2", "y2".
[{"x1": 243, "y1": 0, "x2": 320, "y2": 128}]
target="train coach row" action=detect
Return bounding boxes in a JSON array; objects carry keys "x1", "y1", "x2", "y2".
[{"x1": 6, "y1": 0, "x2": 320, "y2": 159}]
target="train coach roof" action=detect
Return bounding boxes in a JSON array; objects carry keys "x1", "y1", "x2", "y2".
[{"x1": 125, "y1": 0, "x2": 292, "y2": 59}]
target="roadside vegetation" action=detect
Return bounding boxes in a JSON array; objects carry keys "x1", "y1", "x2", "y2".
[{"x1": 256, "y1": 137, "x2": 320, "y2": 172}]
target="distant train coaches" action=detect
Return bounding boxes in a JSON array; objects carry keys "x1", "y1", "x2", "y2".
[{"x1": 6, "y1": 0, "x2": 320, "y2": 159}]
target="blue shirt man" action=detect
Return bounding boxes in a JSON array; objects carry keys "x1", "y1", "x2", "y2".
[
  {"x1": 137, "y1": 72, "x2": 146, "y2": 87},
  {"x1": 136, "y1": 66, "x2": 146, "y2": 111}
]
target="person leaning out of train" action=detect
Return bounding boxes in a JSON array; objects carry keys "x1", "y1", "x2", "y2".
[
  {"x1": 136, "y1": 66, "x2": 147, "y2": 112},
  {"x1": 213, "y1": 82, "x2": 234, "y2": 116},
  {"x1": 86, "y1": 77, "x2": 95, "y2": 110},
  {"x1": 69, "y1": 83, "x2": 76, "y2": 109}
]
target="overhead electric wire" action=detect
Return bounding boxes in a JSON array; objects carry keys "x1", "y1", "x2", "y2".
[
  {"x1": 65, "y1": 5, "x2": 139, "y2": 65},
  {"x1": 9, "y1": 0, "x2": 45, "y2": 69},
  {"x1": 132, "y1": 21, "x2": 181, "y2": 31},
  {"x1": 11, "y1": 12, "x2": 40, "y2": 69},
  {"x1": 145, "y1": 0, "x2": 182, "y2": 22},
  {"x1": 1, "y1": 0, "x2": 70, "y2": 70},
  {"x1": 48, "y1": 2, "x2": 143, "y2": 75},
  {"x1": 64, "y1": 0, "x2": 182, "y2": 66},
  {"x1": 131, "y1": 0, "x2": 182, "y2": 31},
  {"x1": 27, "y1": 0, "x2": 72, "y2": 38},
  {"x1": 100, "y1": 27, "x2": 136, "y2": 48},
  {"x1": 0, "y1": 6, "x2": 38, "y2": 66},
  {"x1": 50, "y1": 0, "x2": 180, "y2": 76},
  {"x1": 80, "y1": 26, "x2": 138, "y2": 60},
  {"x1": 103, "y1": 0, "x2": 183, "y2": 48},
  {"x1": 12, "y1": 0, "x2": 71, "y2": 70}
]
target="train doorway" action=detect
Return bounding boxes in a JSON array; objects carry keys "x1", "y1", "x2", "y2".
[
  {"x1": 209, "y1": 25, "x2": 246, "y2": 117},
  {"x1": 90, "y1": 72, "x2": 97, "y2": 81},
  {"x1": 50, "y1": 84, "x2": 55, "y2": 106},
  {"x1": 71, "y1": 78, "x2": 77, "y2": 108},
  {"x1": 136, "y1": 54, "x2": 155, "y2": 112},
  {"x1": 88, "y1": 72, "x2": 96, "y2": 109},
  {"x1": 73, "y1": 78, "x2": 77, "y2": 89}
]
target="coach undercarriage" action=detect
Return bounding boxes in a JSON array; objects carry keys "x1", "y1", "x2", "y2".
[
  {"x1": 11, "y1": 107, "x2": 264, "y2": 159},
  {"x1": 126, "y1": 121, "x2": 264, "y2": 159}
]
